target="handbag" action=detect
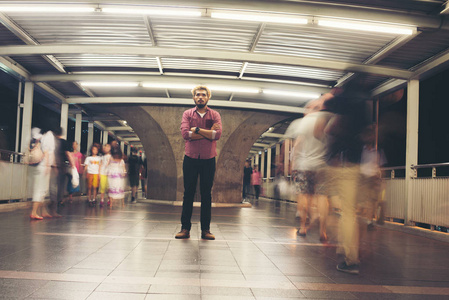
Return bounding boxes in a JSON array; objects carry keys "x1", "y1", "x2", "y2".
[{"x1": 71, "y1": 166, "x2": 79, "y2": 188}]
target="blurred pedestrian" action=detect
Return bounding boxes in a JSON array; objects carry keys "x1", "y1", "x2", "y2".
[
  {"x1": 108, "y1": 145, "x2": 126, "y2": 208},
  {"x1": 84, "y1": 143, "x2": 101, "y2": 206},
  {"x1": 251, "y1": 166, "x2": 262, "y2": 200},
  {"x1": 242, "y1": 160, "x2": 252, "y2": 202},
  {"x1": 128, "y1": 148, "x2": 140, "y2": 203},
  {"x1": 139, "y1": 156, "x2": 148, "y2": 198},
  {"x1": 322, "y1": 85, "x2": 369, "y2": 275},
  {"x1": 30, "y1": 128, "x2": 54, "y2": 219},
  {"x1": 291, "y1": 98, "x2": 333, "y2": 241},
  {"x1": 99, "y1": 144, "x2": 111, "y2": 207},
  {"x1": 66, "y1": 141, "x2": 83, "y2": 204}
]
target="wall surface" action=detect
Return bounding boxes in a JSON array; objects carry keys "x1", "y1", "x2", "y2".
[{"x1": 107, "y1": 104, "x2": 293, "y2": 203}]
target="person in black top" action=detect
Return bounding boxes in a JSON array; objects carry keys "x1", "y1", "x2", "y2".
[
  {"x1": 128, "y1": 148, "x2": 140, "y2": 203},
  {"x1": 50, "y1": 127, "x2": 73, "y2": 215},
  {"x1": 242, "y1": 160, "x2": 252, "y2": 202}
]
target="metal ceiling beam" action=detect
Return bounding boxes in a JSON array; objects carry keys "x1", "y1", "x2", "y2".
[
  {"x1": 106, "y1": 126, "x2": 133, "y2": 131},
  {"x1": 370, "y1": 79, "x2": 407, "y2": 97},
  {"x1": 31, "y1": 73, "x2": 329, "y2": 94},
  {"x1": 0, "y1": 45, "x2": 413, "y2": 79},
  {"x1": 412, "y1": 47, "x2": 449, "y2": 80},
  {"x1": 0, "y1": 13, "x2": 66, "y2": 73},
  {"x1": 66, "y1": 97, "x2": 306, "y2": 114},
  {"x1": 262, "y1": 133, "x2": 285, "y2": 138},
  {"x1": 121, "y1": 137, "x2": 140, "y2": 142},
  {"x1": 7, "y1": 0, "x2": 446, "y2": 29},
  {"x1": 253, "y1": 143, "x2": 270, "y2": 148},
  {"x1": 336, "y1": 32, "x2": 421, "y2": 87}
]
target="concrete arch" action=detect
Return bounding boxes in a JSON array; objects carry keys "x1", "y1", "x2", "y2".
[
  {"x1": 106, "y1": 104, "x2": 294, "y2": 203},
  {"x1": 106, "y1": 105, "x2": 177, "y2": 201},
  {"x1": 212, "y1": 110, "x2": 291, "y2": 203}
]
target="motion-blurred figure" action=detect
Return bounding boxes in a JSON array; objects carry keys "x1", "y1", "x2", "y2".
[
  {"x1": 290, "y1": 97, "x2": 333, "y2": 241},
  {"x1": 251, "y1": 166, "x2": 262, "y2": 200},
  {"x1": 84, "y1": 143, "x2": 101, "y2": 206},
  {"x1": 30, "y1": 128, "x2": 54, "y2": 219},
  {"x1": 359, "y1": 125, "x2": 387, "y2": 229},
  {"x1": 242, "y1": 160, "x2": 252, "y2": 202},
  {"x1": 321, "y1": 85, "x2": 369, "y2": 275},
  {"x1": 128, "y1": 147, "x2": 140, "y2": 203},
  {"x1": 66, "y1": 141, "x2": 83, "y2": 204},
  {"x1": 99, "y1": 144, "x2": 111, "y2": 207},
  {"x1": 108, "y1": 145, "x2": 126, "y2": 208}
]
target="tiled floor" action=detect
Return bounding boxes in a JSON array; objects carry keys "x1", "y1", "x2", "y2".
[{"x1": 0, "y1": 197, "x2": 448, "y2": 299}]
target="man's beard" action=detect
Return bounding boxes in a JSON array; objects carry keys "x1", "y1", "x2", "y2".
[{"x1": 196, "y1": 103, "x2": 206, "y2": 109}]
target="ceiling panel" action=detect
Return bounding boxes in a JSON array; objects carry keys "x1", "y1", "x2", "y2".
[
  {"x1": 151, "y1": 16, "x2": 259, "y2": 51},
  {"x1": 255, "y1": 24, "x2": 398, "y2": 63},
  {"x1": 3, "y1": 12, "x2": 152, "y2": 46}
]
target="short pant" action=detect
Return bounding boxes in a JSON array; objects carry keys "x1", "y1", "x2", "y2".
[
  {"x1": 87, "y1": 173, "x2": 99, "y2": 189},
  {"x1": 129, "y1": 175, "x2": 139, "y2": 187},
  {"x1": 100, "y1": 174, "x2": 108, "y2": 193},
  {"x1": 293, "y1": 169, "x2": 327, "y2": 195}
]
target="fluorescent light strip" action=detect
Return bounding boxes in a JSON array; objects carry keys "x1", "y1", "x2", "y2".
[
  {"x1": 142, "y1": 82, "x2": 193, "y2": 89},
  {"x1": 318, "y1": 19, "x2": 414, "y2": 35},
  {"x1": 80, "y1": 82, "x2": 139, "y2": 87},
  {"x1": 209, "y1": 86, "x2": 259, "y2": 93},
  {"x1": 142, "y1": 83, "x2": 259, "y2": 94},
  {"x1": 0, "y1": 6, "x2": 95, "y2": 13},
  {"x1": 102, "y1": 7, "x2": 202, "y2": 17},
  {"x1": 211, "y1": 11, "x2": 308, "y2": 24},
  {"x1": 263, "y1": 89, "x2": 320, "y2": 99}
]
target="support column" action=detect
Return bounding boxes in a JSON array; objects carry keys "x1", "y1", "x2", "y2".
[
  {"x1": 20, "y1": 82, "x2": 34, "y2": 154},
  {"x1": 102, "y1": 130, "x2": 109, "y2": 145},
  {"x1": 405, "y1": 79, "x2": 419, "y2": 226},
  {"x1": 87, "y1": 121, "x2": 94, "y2": 153},
  {"x1": 283, "y1": 139, "x2": 290, "y2": 177},
  {"x1": 15, "y1": 82, "x2": 22, "y2": 156},
  {"x1": 120, "y1": 141, "x2": 125, "y2": 154},
  {"x1": 266, "y1": 147, "x2": 272, "y2": 179},
  {"x1": 261, "y1": 149, "x2": 265, "y2": 178},
  {"x1": 127, "y1": 144, "x2": 131, "y2": 156},
  {"x1": 254, "y1": 154, "x2": 259, "y2": 170},
  {"x1": 74, "y1": 113, "x2": 82, "y2": 147},
  {"x1": 60, "y1": 103, "x2": 68, "y2": 139}
]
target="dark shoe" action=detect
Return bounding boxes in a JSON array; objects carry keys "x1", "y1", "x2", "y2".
[
  {"x1": 201, "y1": 230, "x2": 215, "y2": 240},
  {"x1": 336, "y1": 262, "x2": 359, "y2": 275},
  {"x1": 175, "y1": 229, "x2": 190, "y2": 239},
  {"x1": 297, "y1": 228, "x2": 306, "y2": 237}
]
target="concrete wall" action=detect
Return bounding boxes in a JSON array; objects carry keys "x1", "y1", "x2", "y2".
[{"x1": 106, "y1": 104, "x2": 292, "y2": 203}]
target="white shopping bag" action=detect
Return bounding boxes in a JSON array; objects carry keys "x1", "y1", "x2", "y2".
[{"x1": 71, "y1": 166, "x2": 79, "y2": 188}]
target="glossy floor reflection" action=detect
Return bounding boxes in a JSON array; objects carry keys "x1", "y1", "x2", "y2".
[{"x1": 0, "y1": 197, "x2": 448, "y2": 299}]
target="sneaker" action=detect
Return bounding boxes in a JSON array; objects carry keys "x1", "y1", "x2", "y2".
[
  {"x1": 201, "y1": 230, "x2": 215, "y2": 240},
  {"x1": 100, "y1": 200, "x2": 104, "y2": 207},
  {"x1": 175, "y1": 229, "x2": 190, "y2": 239},
  {"x1": 336, "y1": 262, "x2": 359, "y2": 275},
  {"x1": 131, "y1": 197, "x2": 136, "y2": 203}
]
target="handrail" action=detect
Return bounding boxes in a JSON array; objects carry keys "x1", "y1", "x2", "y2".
[
  {"x1": 381, "y1": 166, "x2": 405, "y2": 171},
  {"x1": 411, "y1": 162, "x2": 449, "y2": 169},
  {"x1": 0, "y1": 149, "x2": 24, "y2": 156}
]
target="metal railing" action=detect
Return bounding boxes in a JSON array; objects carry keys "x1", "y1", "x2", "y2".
[{"x1": 0, "y1": 149, "x2": 31, "y2": 202}]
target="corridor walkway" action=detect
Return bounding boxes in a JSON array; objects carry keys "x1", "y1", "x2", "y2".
[{"x1": 0, "y1": 198, "x2": 448, "y2": 299}]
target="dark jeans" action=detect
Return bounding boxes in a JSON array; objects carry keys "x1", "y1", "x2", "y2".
[
  {"x1": 181, "y1": 155, "x2": 216, "y2": 231},
  {"x1": 242, "y1": 182, "x2": 251, "y2": 198},
  {"x1": 253, "y1": 185, "x2": 261, "y2": 200}
]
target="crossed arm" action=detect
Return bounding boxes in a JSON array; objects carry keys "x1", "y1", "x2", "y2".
[{"x1": 189, "y1": 123, "x2": 221, "y2": 140}]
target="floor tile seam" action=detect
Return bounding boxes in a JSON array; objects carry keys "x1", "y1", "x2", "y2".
[
  {"x1": 33, "y1": 232, "x2": 336, "y2": 248},
  {"x1": 1, "y1": 270, "x2": 449, "y2": 296}
]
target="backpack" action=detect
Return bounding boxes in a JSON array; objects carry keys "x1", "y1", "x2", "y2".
[{"x1": 29, "y1": 138, "x2": 44, "y2": 165}]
